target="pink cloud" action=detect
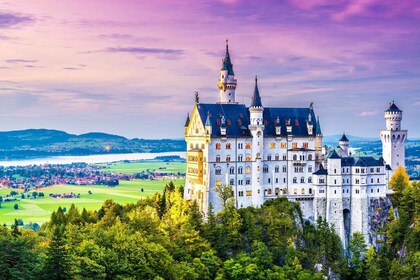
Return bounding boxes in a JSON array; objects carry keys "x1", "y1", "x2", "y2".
[{"x1": 357, "y1": 111, "x2": 378, "y2": 117}]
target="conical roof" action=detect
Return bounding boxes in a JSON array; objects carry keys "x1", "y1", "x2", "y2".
[
  {"x1": 250, "y1": 77, "x2": 262, "y2": 107},
  {"x1": 184, "y1": 113, "x2": 190, "y2": 127},
  {"x1": 339, "y1": 133, "x2": 349, "y2": 142},
  {"x1": 385, "y1": 101, "x2": 402, "y2": 112},
  {"x1": 221, "y1": 41, "x2": 234, "y2": 75}
]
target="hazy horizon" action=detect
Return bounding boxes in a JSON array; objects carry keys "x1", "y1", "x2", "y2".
[{"x1": 1, "y1": 1, "x2": 419, "y2": 138}]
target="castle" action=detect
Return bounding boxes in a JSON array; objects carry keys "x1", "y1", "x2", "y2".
[{"x1": 184, "y1": 43, "x2": 407, "y2": 247}]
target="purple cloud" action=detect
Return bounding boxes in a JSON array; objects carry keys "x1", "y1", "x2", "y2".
[
  {"x1": 105, "y1": 47, "x2": 184, "y2": 55},
  {"x1": 0, "y1": 12, "x2": 33, "y2": 28},
  {"x1": 6, "y1": 59, "x2": 37, "y2": 64}
]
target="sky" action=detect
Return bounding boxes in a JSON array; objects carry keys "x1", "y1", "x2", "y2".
[{"x1": 0, "y1": 0, "x2": 419, "y2": 139}]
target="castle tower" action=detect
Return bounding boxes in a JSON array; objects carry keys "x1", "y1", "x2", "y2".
[
  {"x1": 326, "y1": 150, "x2": 345, "y2": 247},
  {"x1": 217, "y1": 41, "x2": 237, "y2": 104},
  {"x1": 339, "y1": 133, "x2": 349, "y2": 157},
  {"x1": 248, "y1": 77, "x2": 264, "y2": 207},
  {"x1": 315, "y1": 116, "x2": 323, "y2": 170},
  {"x1": 380, "y1": 101, "x2": 407, "y2": 174}
]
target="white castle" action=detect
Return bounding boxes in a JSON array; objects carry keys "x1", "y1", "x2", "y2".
[{"x1": 184, "y1": 43, "x2": 406, "y2": 247}]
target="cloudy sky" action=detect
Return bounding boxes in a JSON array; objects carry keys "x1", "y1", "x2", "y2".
[{"x1": 1, "y1": 0, "x2": 419, "y2": 139}]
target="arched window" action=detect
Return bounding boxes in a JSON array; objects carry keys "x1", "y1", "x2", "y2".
[
  {"x1": 226, "y1": 155, "x2": 231, "y2": 162},
  {"x1": 238, "y1": 155, "x2": 243, "y2": 161},
  {"x1": 283, "y1": 188, "x2": 287, "y2": 194},
  {"x1": 263, "y1": 165, "x2": 269, "y2": 173},
  {"x1": 238, "y1": 167, "x2": 243, "y2": 174},
  {"x1": 215, "y1": 167, "x2": 221, "y2": 175},
  {"x1": 275, "y1": 188, "x2": 280, "y2": 195},
  {"x1": 282, "y1": 166, "x2": 287, "y2": 172},
  {"x1": 268, "y1": 188, "x2": 272, "y2": 195},
  {"x1": 246, "y1": 167, "x2": 251, "y2": 174},
  {"x1": 293, "y1": 177, "x2": 297, "y2": 183},
  {"x1": 309, "y1": 188, "x2": 312, "y2": 194},
  {"x1": 229, "y1": 166, "x2": 235, "y2": 174},
  {"x1": 308, "y1": 177, "x2": 312, "y2": 183},
  {"x1": 230, "y1": 179, "x2": 234, "y2": 186},
  {"x1": 275, "y1": 154, "x2": 280, "y2": 161},
  {"x1": 275, "y1": 166, "x2": 279, "y2": 173},
  {"x1": 301, "y1": 188, "x2": 305, "y2": 194},
  {"x1": 226, "y1": 143, "x2": 231, "y2": 149},
  {"x1": 308, "y1": 154, "x2": 313, "y2": 161},
  {"x1": 216, "y1": 143, "x2": 221, "y2": 149},
  {"x1": 268, "y1": 178, "x2": 271, "y2": 184},
  {"x1": 267, "y1": 155, "x2": 272, "y2": 161},
  {"x1": 216, "y1": 156, "x2": 221, "y2": 163},
  {"x1": 301, "y1": 177, "x2": 305, "y2": 183},
  {"x1": 293, "y1": 154, "x2": 297, "y2": 161},
  {"x1": 294, "y1": 188, "x2": 297, "y2": 194}
]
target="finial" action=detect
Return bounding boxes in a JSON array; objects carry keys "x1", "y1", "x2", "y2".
[
  {"x1": 255, "y1": 75, "x2": 258, "y2": 82},
  {"x1": 195, "y1": 91, "x2": 199, "y2": 104},
  {"x1": 309, "y1": 102, "x2": 313, "y2": 110},
  {"x1": 226, "y1": 38, "x2": 229, "y2": 50}
]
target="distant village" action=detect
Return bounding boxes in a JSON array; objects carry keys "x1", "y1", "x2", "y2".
[{"x1": 0, "y1": 162, "x2": 184, "y2": 196}]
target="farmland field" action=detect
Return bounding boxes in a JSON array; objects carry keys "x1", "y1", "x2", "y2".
[
  {"x1": 98, "y1": 160, "x2": 186, "y2": 174},
  {"x1": 0, "y1": 178, "x2": 185, "y2": 225}
]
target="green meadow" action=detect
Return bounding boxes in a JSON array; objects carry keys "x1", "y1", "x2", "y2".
[
  {"x1": 98, "y1": 160, "x2": 186, "y2": 174},
  {"x1": 0, "y1": 178, "x2": 185, "y2": 225}
]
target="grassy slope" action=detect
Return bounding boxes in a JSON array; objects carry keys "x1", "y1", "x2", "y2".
[
  {"x1": 98, "y1": 160, "x2": 185, "y2": 174},
  {"x1": 0, "y1": 179, "x2": 185, "y2": 225}
]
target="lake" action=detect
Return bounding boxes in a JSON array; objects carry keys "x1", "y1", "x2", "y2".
[{"x1": 0, "y1": 151, "x2": 186, "y2": 167}]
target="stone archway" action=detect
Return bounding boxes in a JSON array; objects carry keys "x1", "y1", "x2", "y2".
[{"x1": 343, "y1": 209, "x2": 351, "y2": 250}]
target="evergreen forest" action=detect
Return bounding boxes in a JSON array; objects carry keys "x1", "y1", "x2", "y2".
[{"x1": 0, "y1": 167, "x2": 418, "y2": 279}]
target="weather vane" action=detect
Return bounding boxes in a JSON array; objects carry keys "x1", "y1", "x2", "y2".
[{"x1": 195, "y1": 91, "x2": 199, "y2": 104}]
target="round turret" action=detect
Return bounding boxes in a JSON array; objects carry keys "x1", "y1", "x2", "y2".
[{"x1": 385, "y1": 101, "x2": 402, "y2": 131}]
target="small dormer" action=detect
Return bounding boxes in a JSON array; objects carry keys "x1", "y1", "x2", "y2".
[
  {"x1": 220, "y1": 115, "x2": 227, "y2": 136},
  {"x1": 286, "y1": 119, "x2": 292, "y2": 133},
  {"x1": 307, "y1": 113, "x2": 313, "y2": 135},
  {"x1": 205, "y1": 112, "x2": 212, "y2": 135},
  {"x1": 275, "y1": 116, "x2": 281, "y2": 136}
]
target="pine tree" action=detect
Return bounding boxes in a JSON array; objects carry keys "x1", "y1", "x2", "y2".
[{"x1": 44, "y1": 224, "x2": 73, "y2": 280}]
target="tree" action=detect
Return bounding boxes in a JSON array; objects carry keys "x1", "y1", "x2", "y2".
[
  {"x1": 0, "y1": 196, "x2": 2, "y2": 208},
  {"x1": 11, "y1": 219, "x2": 20, "y2": 237},
  {"x1": 348, "y1": 232, "x2": 367, "y2": 279},
  {"x1": 215, "y1": 184, "x2": 233, "y2": 208},
  {"x1": 364, "y1": 247, "x2": 381, "y2": 280},
  {"x1": 389, "y1": 166, "x2": 410, "y2": 208},
  {"x1": 14, "y1": 203, "x2": 19, "y2": 210}
]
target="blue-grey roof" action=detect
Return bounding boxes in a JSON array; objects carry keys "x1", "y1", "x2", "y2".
[
  {"x1": 313, "y1": 168, "x2": 328, "y2": 175},
  {"x1": 341, "y1": 156, "x2": 383, "y2": 167},
  {"x1": 327, "y1": 149, "x2": 340, "y2": 159},
  {"x1": 385, "y1": 101, "x2": 402, "y2": 112},
  {"x1": 250, "y1": 77, "x2": 262, "y2": 107},
  {"x1": 339, "y1": 133, "x2": 349, "y2": 142},
  {"x1": 221, "y1": 43, "x2": 234, "y2": 75},
  {"x1": 316, "y1": 116, "x2": 322, "y2": 135},
  {"x1": 185, "y1": 113, "x2": 190, "y2": 127},
  {"x1": 196, "y1": 103, "x2": 319, "y2": 138}
]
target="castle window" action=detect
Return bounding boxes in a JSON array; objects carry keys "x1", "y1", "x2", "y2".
[
  {"x1": 300, "y1": 188, "x2": 304, "y2": 194},
  {"x1": 347, "y1": 189, "x2": 349, "y2": 193},
  {"x1": 281, "y1": 143, "x2": 287, "y2": 148},
  {"x1": 190, "y1": 143, "x2": 193, "y2": 149},
  {"x1": 238, "y1": 180, "x2": 243, "y2": 185},
  {"x1": 246, "y1": 178, "x2": 251, "y2": 185},
  {"x1": 319, "y1": 178, "x2": 325, "y2": 184},
  {"x1": 276, "y1": 178, "x2": 279, "y2": 183},
  {"x1": 226, "y1": 143, "x2": 231, "y2": 149},
  {"x1": 334, "y1": 190, "x2": 336, "y2": 194},
  {"x1": 267, "y1": 155, "x2": 272, "y2": 161},
  {"x1": 216, "y1": 156, "x2": 221, "y2": 163},
  {"x1": 275, "y1": 188, "x2": 279, "y2": 195},
  {"x1": 226, "y1": 155, "x2": 231, "y2": 162},
  {"x1": 308, "y1": 154, "x2": 313, "y2": 161},
  {"x1": 294, "y1": 188, "x2": 297, "y2": 194},
  {"x1": 377, "y1": 188, "x2": 379, "y2": 193},
  {"x1": 215, "y1": 167, "x2": 221, "y2": 175},
  {"x1": 246, "y1": 190, "x2": 252, "y2": 196},
  {"x1": 238, "y1": 191, "x2": 243, "y2": 197},
  {"x1": 283, "y1": 155, "x2": 287, "y2": 160},
  {"x1": 275, "y1": 166, "x2": 280, "y2": 173},
  {"x1": 238, "y1": 167, "x2": 243, "y2": 174},
  {"x1": 229, "y1": 166, "x2": 235, "y2": 174},
  {"x1": 269, "y1": 143, "x2": 276, "y2": 149},
  {"x1": 356, "y1": 168, "x2": 359, "y2": 173},
  {"x1": 238, "y1": 155, "x2": 243, "y2": 161},
  {"x1": 308, "y1": 177, "x2": 312, "y2": 183},
  {"x1": 334, "y1": 169, "x2": 337, "y2": 174},
  {"x1": 229, "y1": 179, "x2": 234, "y2": 186},
  {"x1": 283, "y1": 178, "x2": 286, "y2": 183},
  {"x1": 371, "y1": 178, "x2": 374, "y2": 183},
  {"x1": 201, "y1": 144, "x2": 205, "y2": 149},
  {"x1": 376, "y1": 168, "x2": 380, "y2": 172},
  {"x1": 371, "y1": 189, "x2": 373, "y2": 193},
  {"x1": 308, "y1": 166, "x2": 313, "y2": 172},
  {"x1": 238, "y1": 143, "x2": 243, "y2": 149},
  {"x1": 334, "y1": 179, "x2": 337, "y2": 184},
  {"x1": 246, "y1": 167, "x2": 251, "y2": 174},
  {"x1": 292, "y1": 143, "x2": 298, "y2": 150},
  {"x1": 309, "y1": 188, "x2": 312, "y2": 194},
  {"x1": 245, "y1": 143, "x2": 251, "y2": 149},
  {"x1": 361, "y1": 169, "x2": 365, "y2": 173},
  {"x1": 268, "y1": 178, "x2": 271, "y2": 184},
  {"x1": 257, "y1": 165, "x2": 260, "y2": 171},
  {"x1": 301, "y1": 177, "x2": 305, "y2": 183},
  {"x1": 293, "y1": 177, "x2": 297, "y2": 183},
  {"x1": 283, "y1": 188, "x2": 287, "y2": 194},
  {"x1": 275, "y1": 154, "x2": 280, "y2": 160},
  {"x1": 303, "y1": 142, "x2": 308, "y2": 149},
  {"x1": 263, "y1": 166, "x2": 269, "y2": 173},
  {"x1": 347, "y1": 179, "x2": 349, "y2": 183},
  {"x1": 268, "y1": 188, "x2": 272, "y2": 195},
  {"x1": 356, "y1": 179, "x2": 360, "y2": 184},
  {"x1": 370, "y1": 168, "x2": 374, "y2": 173},
  {"x1": 216, "y1": 143, "x2": 221, "y2": 149},
  {"x1": 246, "y1": 155, "x2": 252, "y2": 162},
  {"x1": 283, "y1": 166, "x2": 287, "y2": 172},
  {"x1": 377, "y1": 178, "x2": 380, "y2": 183},
  {"x1": 293, "y1": 154, "x2": 298, "y2": 161}
]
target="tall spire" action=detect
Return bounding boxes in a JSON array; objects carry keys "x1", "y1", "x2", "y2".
[
  {"x1": 221, "y1": 39, "x2": 234, "y2": 75},
  {"x1": 184, "y1": 113, "x2": 190, "y2": 127},
  {"x1": 316, "y1": 116, "x2": 322, "y2": 135},
  {"x1": 250, "y1": 76, "x2": 262, "y2": 107}
]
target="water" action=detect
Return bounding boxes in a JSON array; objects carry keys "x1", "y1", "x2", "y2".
[{"x1": 0, "y1": 151, "x2": 186, "y2": 167}]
